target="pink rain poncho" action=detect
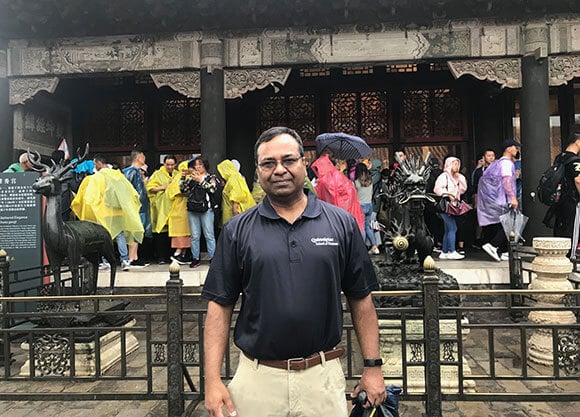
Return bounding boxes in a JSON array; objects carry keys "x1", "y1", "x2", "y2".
[
  {"x1": 477, "y1": 156, "x2": 516, "y2": 227},
  {"x1": 310, "y1": 155, "x2": 364, "y2": 232}
]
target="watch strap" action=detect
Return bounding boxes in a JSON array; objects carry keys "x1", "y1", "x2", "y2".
[{"x1": 363, "y1": 358, "x2": 383, "y2": 367}]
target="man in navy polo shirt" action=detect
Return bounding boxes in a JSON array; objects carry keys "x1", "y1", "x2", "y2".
[{"x1": 202, "y1": 126, "x2": 385, "y2": 417}]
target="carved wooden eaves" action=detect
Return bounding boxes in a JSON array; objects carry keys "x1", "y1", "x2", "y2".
[
  {"x1": 449, "y1": 55, "x2": 580, "y2": 88},
  {"x1": 150, "y1": 71, "x2": 200, "y2": 99},
  {"x1": 9, "y1": 77, "x2": 60, "y2": 105},
  {"x1": 150, "y1": 68, "x2": 291, "y2": 99},
  {"x1": 549, "y1": 55, "x2": 580, "y2": 86},
  {"x1": 225, "y1": 68, "x2": 291, "y2": 99},
  {"x1": 448, "y1": 58, "x2": 521, "y2": 89}
]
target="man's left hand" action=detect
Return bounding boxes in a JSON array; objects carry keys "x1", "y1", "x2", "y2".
[{"x1": 351, "y1": 366, "x2": 386, "y2": 407}]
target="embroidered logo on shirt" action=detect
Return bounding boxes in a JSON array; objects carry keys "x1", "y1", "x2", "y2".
[{"x1": 311, "y1": 237, "x2": 338, "y2": 246}]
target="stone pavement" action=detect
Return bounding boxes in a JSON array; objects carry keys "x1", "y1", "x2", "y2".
[{"x1": 1, "y1": 250, "x2": 578, "y2": 417}]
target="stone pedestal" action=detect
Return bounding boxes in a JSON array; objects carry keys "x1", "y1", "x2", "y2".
[
  {"x1": 379, "y1": 318, "x2": 476, "y2": 393},
  {"x1": 528, "y1": 237, "x2": 576, "y2": 365},
  {"x1": 20, "y1": 319, "x2": 139, "y2": 377}
]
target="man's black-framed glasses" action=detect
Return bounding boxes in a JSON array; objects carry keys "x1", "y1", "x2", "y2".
[{"x1": 257, "y1": 155, "x2": 303, "y2": 171}]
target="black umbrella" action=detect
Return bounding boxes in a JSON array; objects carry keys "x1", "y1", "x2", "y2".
[
  {"x1": 315, "y1": 132, "x2": 372, "y2": 160},
  {"x1": 349, "y1": 386, "x2": 402, "y2": 417}
]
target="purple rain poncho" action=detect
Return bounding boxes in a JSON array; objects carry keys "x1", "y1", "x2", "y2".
[{"x1": 476, "y1": 157, "x2": 516, "y2": 227}]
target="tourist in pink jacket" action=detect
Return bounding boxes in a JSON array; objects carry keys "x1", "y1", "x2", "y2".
[{"x1": 434, "y1": 156, "x2": 468, "y2": 260}]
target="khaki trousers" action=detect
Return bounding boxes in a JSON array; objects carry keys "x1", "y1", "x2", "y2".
[{"x1": 228, "y1": 352, "x2": 348, "y2": 417}]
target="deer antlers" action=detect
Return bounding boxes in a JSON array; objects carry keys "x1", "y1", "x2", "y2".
[
  {"x1": 27, "y1": 143, "x2": 90, "y2": 177},
  {"x1": 60, "y1": 143, "x2": 89, "y2": 175},
  {"x1": 27, "y1": 148, "x2": 51, "y2": 172}
]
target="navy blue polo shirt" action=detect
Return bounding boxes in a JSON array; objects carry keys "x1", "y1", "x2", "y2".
[{"x1": 202, "y1": 192, "x2": 378, "y2": 360}]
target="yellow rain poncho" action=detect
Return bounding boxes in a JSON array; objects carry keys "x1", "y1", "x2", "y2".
[
  {"x1": 71, "y1": 168, "x2": 144, "y2": 243},
  {"x1": 167, "y1": 161, "x2": 190, "y2": 237},
  {"x1": 146, "y1": 166, "x2": 175, "y2": 233},
  {"x1": 217, "y1": 160, "x2": 256, "y2": 226}
]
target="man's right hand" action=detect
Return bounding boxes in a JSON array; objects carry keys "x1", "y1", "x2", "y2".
[{"x1": 205, "y1": 380, "x2": 237, "y2": 417}]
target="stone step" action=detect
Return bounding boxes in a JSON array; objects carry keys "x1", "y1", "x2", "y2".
[
  {"x1": 95, "y1": 251, "x2": 514, "y2": 290},
  {"x1": 96, "y1": 262, "x2": 209, "y2": 288}
]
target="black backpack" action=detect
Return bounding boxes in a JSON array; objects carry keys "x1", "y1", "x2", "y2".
[
  {"x1": 187, "y1": 184, "x2": 209, "y2": 213},
  {"x1": 537, "y1": 153, "x2": 580, "y2": 206}
]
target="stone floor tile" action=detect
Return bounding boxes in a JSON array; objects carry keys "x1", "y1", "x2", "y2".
[
  {"x1": 114, "y1": 410, "x2": 151, "y2": 417},
  {"x1": 455, "y1": 402, "x2": 495, "y2": 417},
  {"x1": 0, "y1": 408, "x2": 35, "y2": 417}
]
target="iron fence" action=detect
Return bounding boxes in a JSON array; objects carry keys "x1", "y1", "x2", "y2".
[{"x1": 0, "y1": 254, "x2": 579, "y2": 417}]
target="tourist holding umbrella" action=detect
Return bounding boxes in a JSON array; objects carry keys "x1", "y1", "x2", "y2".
[{"x1": 315, "y1": 132, "x2": 373, "y2": 161}]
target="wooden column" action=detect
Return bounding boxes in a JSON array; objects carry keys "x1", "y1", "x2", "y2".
[
  {"x1": 520, "y1": 27, "x2": 551, "y2": 241},
  {"x1": 200, "y1": 38, "x2": 226, "y2": 171}
]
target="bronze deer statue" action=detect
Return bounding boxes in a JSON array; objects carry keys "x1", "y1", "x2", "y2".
[{"x1": 29, "y1": 145, "x2": 117, "y2": 295}]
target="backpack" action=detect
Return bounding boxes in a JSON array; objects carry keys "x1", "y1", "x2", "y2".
[
  {"x1": 187, "y1": 184, "x2": 209, "y2": 213},
  {"x1": 537, "y1": 153, "x2": 580, "y2": 206}
]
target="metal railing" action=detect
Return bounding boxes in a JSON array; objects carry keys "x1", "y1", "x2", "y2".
[{"x1": 0, "y1": 254, "x2": 579, "y2": 417}]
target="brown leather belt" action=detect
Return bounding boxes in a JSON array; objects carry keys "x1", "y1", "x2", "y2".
[{"x1": 245, "y1": 347, "x2": 345, "y2": 371}]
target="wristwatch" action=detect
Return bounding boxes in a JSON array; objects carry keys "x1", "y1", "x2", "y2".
[{"x1": 363, "y1": 358, "x2": 383, "y2": 367}]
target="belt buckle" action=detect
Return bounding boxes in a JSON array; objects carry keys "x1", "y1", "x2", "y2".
[{"x1": 286, "y1": 356, "x2": 305, "y2": 371}]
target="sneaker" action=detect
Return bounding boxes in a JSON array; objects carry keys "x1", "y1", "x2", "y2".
[
  {"x1": 457, "y1": 249, "x2": 465, "y2": 256},
  {"x1": 432, "y1": 247, "x2": 442, "y2": 253},
  {"x1": 170, "y1": 254, "x2": 188, "y2": 265},
  {"x1": 500, "y1": 253, "x2": 509, "y2": 261},
  {"x1": 98, "y1": 262, "x2": 111, "y2": 270},
  {"x1": 446, "y1": 251, "x2": 465, "y2": 260},
  {"x1": 130, "y1": 259, "x2": 150, "y2": 268},
  {"x1": 121, "y1": 260, "x2": 131, "y2": 271},
  {"x1": 439, "y1": 252, "x2": 449, "y2": 259},
  {"x1": 158, "y1": 258, "x2": 167, "y2": 265},
  {"x1": 368, "y1": 247, "x2": 380, "y2": 255},
  {"x1": 482, "y1": 243, "x2": 501, "y2": 262},
  {"x1": 189, "y1": 259, "x2": 201, "y2": 268}
]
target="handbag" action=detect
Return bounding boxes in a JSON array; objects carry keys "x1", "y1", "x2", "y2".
[
  {"x1": 446, "y1": 200, "x2": 472, "y2": 216},
  {"x1": 435, "y1": 195, "x2": 450, "y2": 213}
]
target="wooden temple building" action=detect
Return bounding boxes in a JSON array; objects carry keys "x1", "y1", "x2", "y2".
[{"x1": 0, "y1": 0, "x2": 579, "y2": 238}]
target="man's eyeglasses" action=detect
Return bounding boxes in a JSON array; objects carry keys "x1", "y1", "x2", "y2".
[{"x1": 257, "y1": 156, "x2": 303, "y2": 171}]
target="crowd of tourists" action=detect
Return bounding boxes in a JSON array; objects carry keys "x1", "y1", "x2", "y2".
[
  {"x1": 6, "y1": 125, "x2": 580, "y2": 269},
  {"x1": 428, "y1": 138, "x2": 522, "y2": 262},
  {"x1": 65, "y1": 151, "x2": 260, "y2": 270}
]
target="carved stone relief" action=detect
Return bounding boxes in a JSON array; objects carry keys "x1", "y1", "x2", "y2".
[
  {"x1": 480, "y1": 28, "x2": 506, "y2": 57},
  {"x1": 448, "y1": 59, "x2": 521, "y2": 89},
  {"x1": 200, "y1": 38, "x2": 223, "y2": 73},
  {"x1": 9, "y1": 77, "x2": 59, "y2": 105},
  {"x1": 9, "y1": 35, "x2": 200, "y2": 77},
  {"x1": 422, "y1": 30, "x2": 470, "y2": 58},
  {"x1": 549, "y1": 55, "x2": 580, "y2": 86},
  {"x1": 572, "y1": 24, "x2": 580, "y2": 52},
  {"x1": 150, "y1": 71, "x2": 200, "y2": 98},
  {"x1": 523, "y1": 26, "x2": 549, "y2": 57},
  {"x1": 3, "y1": 18, "x2": 580, "y2": 78},
  {"x1": 225, "y1": 68, "x2": 291, "y2": 99},
  {"x1": 239, "y1": 39, "x2": 262, "y2": 67}
]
